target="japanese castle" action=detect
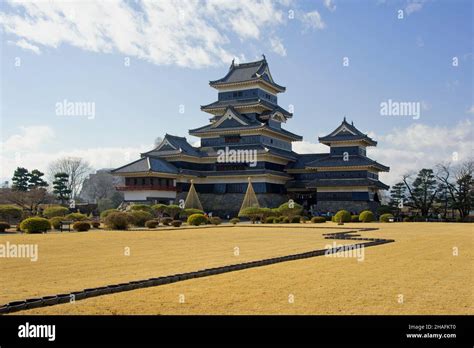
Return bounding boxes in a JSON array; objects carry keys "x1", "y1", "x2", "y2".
[{"x1": 112, "y1": 56, "x2": 390, "y2": 216}]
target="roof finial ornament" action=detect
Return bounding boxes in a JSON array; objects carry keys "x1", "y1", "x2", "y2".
[
  {"x1": 343, "y1": 115, "x2": 346, "y2": 122},
  {"x1": 262, "y1": 54, "x2": 266, "y2": 61},
  {"x1": 230, "y1": 58, "x2": 235, "y2": 69},
  {"x1": 351, "y1": 120, "x2": 354, "y2": 126}
]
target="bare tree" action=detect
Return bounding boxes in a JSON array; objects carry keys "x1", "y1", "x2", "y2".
[
  {"x1": 48, "y1": 157, "x2": 93, "y2": 199},
  {"x1": 0, "y1": 188, "x2": 54, "y2": 215},
  {"x1": 436, "y1": 160, "x2": 473, "y2": 220},
  {"x1": 79, "y1": 169, "x2": 123, "y2": 202}
]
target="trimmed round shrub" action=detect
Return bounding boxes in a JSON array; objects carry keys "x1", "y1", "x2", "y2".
[
  {"x1": 380, "y1": 213, "x2": 395, "y2": 223},
  {"x1": 164, "y1": 205, "x2": 182, "y2": 219},
  {"x1": 73, "y1": 221, "x2": 90, "y2": 232},
  {"x1": 104, "y1": 212, "x2": 129, "y2": 230},
  {"x1": 91, "y1": 221, "x2": 100, "y2": 228},
  {"x1": 20, "y1": 217, "x2": 51, "y2": 233},
  {"x1": 311, "y1": 216, "x2": 326, "y2": 223},
  {"x1": 65, "y1": 213, "x2": 88, "y2": 222},
  {"x1": 49, "y1": 216, "x2": 65, "y2": 229},
  {"x1": 180, "y1": 208, "x2": 204, "y2": 218},
  {"x1": 128, "y1": 211, "x2": 154, "y2": 227},
  {"x1": 43, "y1": 206, "x2": 69, "y2": 218},
  {"x1": 259, "y1": 208, "x2": 274, "y2": 219},
  {"x1": 100, "y1": 209, "x2": 118, "y2": 220},
  {"x1": 351, "y1": 215, "x2": 360, "y2": 222},
  {"x1": 187, "y1": 213, "x2": 208, "y2": 226},
  {"x1": 230, "y1": 218, "x2": 240, "y2": 225},
  {"x1": 0, "y1": 221, "x2": 10, "y2": 232},
  {"x1": 210, "y1": 216, "x2": 222, "y2": 225},
  {"x1": 301, "y1": 216, "x2": 309, "y2": 223},
  {"x1": 265, "y1": 216, "x2": 278, "y2": 223},
  {"x1": 282, "y1": 217, "x2": 290, "y2": 223},
  {"x1": 151, "y1": 204, "x2": 167, "y2": 216},
  {"x1": 359, "y1": 210, "x2": 375, "y2": 223},
  {"x1": 145, "y1": 220, "x2": 159, "y2": 228},
  {"x1": 0, "y1": 205, "x2": 23, "y2": 222},
  {"x1": 290, "y1": 215, "x2": 301, "y2": 223},
  {"x1": 129, "y1": 204, "x2": 153, "y2": 214},
  {"x1": 278, "y1": 201, "x2": 303, "y2": 217},
  {"x1": 160, "y1": 217, "x2": 173, "y2": 226},
  {"x1": 403, "y1": 217, "x2": 411, "y2": 222},
  {"x1": 171, "y1": 220, "x2": 183, "y2": 227},
  {"x1": 271, "y1": 208, "x2": 281, "y2": 217},
  {"x1": 334, "y1": 210, "x2": 351, "y2": 223},
  {"x1": 238, "y1": 207, "x2": 264, "y2": 223}
]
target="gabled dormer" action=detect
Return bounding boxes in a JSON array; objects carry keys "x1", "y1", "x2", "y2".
[
  {"x1": 319, "y1": 117, "x2": 377, "y2": 147},
  {"x1": 142, "y1": 134, "x2": 201, "y2": 157},
  {"x1": 319, "y1": 117, "x2": 377, "y2": 160},
  {"x1": 209, "y1": 55, "x2": 286, "y2": 94},
  {"x1": 210, "y1": 107, "x2": 252, "y2": 129}
]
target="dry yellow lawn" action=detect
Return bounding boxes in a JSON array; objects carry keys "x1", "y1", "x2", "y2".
[
  {"x1": 3, "y1": 223, "x2": 473, "y2": 315},
  {"x1": 1, "y1": 224, "x2": 355, "y2": 305}
]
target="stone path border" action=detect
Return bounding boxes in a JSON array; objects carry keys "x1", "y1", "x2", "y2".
[{"x1": 0, "y1": 226, "x2": 394, "y2": 314}]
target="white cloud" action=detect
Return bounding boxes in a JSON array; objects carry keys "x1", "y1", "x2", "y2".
[
  {"x1": 1, "y1": 126, "x2": 54, "y2": 153},
  {"x1": 323, "y1": 0, "x2": 336, "y2": 12},
  {"x1": 370, "y1": 120, "x2": 473, "y2": 186},
  {"x1": 467, "y1": 106, "x2": 474, "y2": 114},
  {"x1": 301, "y1": 11, "x2": 326, "y2": 31},
  {"x1": 0, "y1": 125, "x2": 151, "y2": 182},
  {"x1": 270, "y1": 37, "x2": 287, "y2": 57},
  {"x1": 10, "y1": 39, "x2": 41, "y2": 54},
  {"x1": 0, "y1": 0, "x2": 292, "y2": 68},
  {"x1": 405, "y1": 0, "x2": 426, "y2": 15}
]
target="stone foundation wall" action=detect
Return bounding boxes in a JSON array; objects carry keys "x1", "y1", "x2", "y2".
[
  {"x1": 174, "y1": 192, "x2": 379, "y2": 217},
  {"x1": 312, "y1": 201, "x2": 380, "y2": 214},
  {"x1": 176, "y1": 192, "x2": 287, "y2": 218}
]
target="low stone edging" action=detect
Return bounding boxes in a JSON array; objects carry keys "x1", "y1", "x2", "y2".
[{"x1": 0, "y1": 227, "x2": 394, "y2": 314}]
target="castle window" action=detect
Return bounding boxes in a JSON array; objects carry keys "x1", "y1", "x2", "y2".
[
  {"x1": 225, "y1": 135, "x2": 241, "y2": 143},
  {"x1": 216, "y1": 163, "x2": 247, "y2": 171}
]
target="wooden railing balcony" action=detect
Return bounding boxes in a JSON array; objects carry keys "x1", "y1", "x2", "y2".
[{"x1": 116, "y1": 185, "x2": 176, "y2": 191}]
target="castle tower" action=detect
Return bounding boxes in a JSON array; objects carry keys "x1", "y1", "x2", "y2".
[
  {"x1": 187, "y1": 56, "x2": 302, "y2": 198},
  {"x1": 286, "y1": 118, "x2": 390, "y2": 213}
]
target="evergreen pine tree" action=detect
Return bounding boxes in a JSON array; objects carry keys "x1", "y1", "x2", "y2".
[
  {"x1": 28, "y1": 169, "x2": 48, "y2": 189},
  {"x1": 53, "y1": 172, "x2": 72, "y2": 204},
  {"x1": 12, "y1": 167, "x2": 30, "y2": 191}
]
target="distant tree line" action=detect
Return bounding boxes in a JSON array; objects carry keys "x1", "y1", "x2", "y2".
[
  {"x1": 0, "y1": 156, "x2": 123, "y2": 216},
  {"x1": 388, "y1": 160, "x2": 473, "y2": 221}
]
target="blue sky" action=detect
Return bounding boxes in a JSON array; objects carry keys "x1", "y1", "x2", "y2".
[{"x1": 0, "y1": 0, "x2": 472, "y2": 185}]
